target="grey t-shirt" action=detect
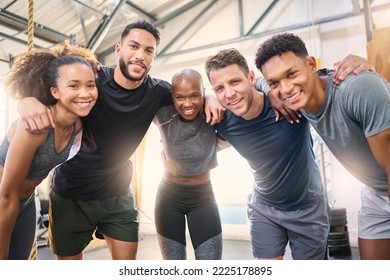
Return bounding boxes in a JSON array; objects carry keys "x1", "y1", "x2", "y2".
[
  {"x1": 154, "y1": 105, "x2": 218, "y2": 177},
  {"x1": 0, "y1": 126, "x2": 77, "y2": 180},
  {"x1": 302, "y1": 72, "x2": 390, "y2": 196}
]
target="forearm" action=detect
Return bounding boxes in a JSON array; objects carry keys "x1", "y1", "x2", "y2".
[
  {"x1": 17, "y1": 97, "x2": 39, "y2": 115},
  {"x1": 17, "y1": 97, "x2": 55, "y2": 132}
]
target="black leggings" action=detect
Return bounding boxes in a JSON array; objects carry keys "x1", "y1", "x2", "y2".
[{"x1": 154, "y1": 179, "x2": 222, "y2": 259}]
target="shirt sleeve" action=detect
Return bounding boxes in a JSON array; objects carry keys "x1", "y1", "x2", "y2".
[
  {"x1": 255, "y1": 77, "x2": 271, "y2": 95},
  {"x1": 343, "y1": 72, "x2": 390, "y2": 137}
]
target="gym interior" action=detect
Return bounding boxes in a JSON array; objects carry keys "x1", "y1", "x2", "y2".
[{"x1": 0, "y1": 0, "x2": 389, "y2": 261}]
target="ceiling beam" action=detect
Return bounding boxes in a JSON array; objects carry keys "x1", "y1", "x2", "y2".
[
  {"x1": 153, "y1": 0, "x2": 207, "y2": 26},
  {"x1": 95, "y1": 0, "x2": 390, "y2": 60},
  {"x1": 246, "y1": 0, "x2": 280, "y2": 35},
  {"x1": 157, "y1": 0, "x2": 219, "y2": 56},
  {"x1": 87, "y1": 0, "x2": 127, "y2": 52},
  {"x1": 97, "y1": 0, "x2": 208, "y2": 58},
  {"x1": 73, "y1": 0, "x2": 105, "y2": 15},
  {"x1": 238, "y1": 0, "x2": 244, "y2": 36},
  {"x1": 126, "y1": 0, "x2": 157, "y2": 21},
  {"x1": 157, "y1": 10, "x2": 363, "y2": 58},
  {"x1": 0, "y1": 31, "x2": 44, "y2": 49},
  {"x1": 0, "y1": 8, "x2": 71, "y2": 44},
  {"x1": 363, "y1": 0, "x2": 373, "y2": 41}
]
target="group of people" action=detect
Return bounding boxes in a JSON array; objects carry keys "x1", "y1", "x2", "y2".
[{"x1": 0, "y1": 19, "x2": 388, "y2": 260}]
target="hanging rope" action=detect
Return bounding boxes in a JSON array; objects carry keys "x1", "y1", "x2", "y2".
[
  {"x1": 27, "y1": 0, "x2": 34, "y2": 52},
  {"x1": 27, "y1": 0, "x2": 37, "y2": 261}
]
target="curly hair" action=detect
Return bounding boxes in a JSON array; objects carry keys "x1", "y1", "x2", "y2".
[
  {"x1": 255, "y1": 33, "x2": 308, "y2": 73},
  {"x1": 6, "y1": 40, "x2": 98, "y2": 105}
]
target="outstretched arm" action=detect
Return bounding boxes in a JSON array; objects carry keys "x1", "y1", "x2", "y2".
[
  {"x1": 332, "y1": 54, "x2": 375, "y2": 84},
  {"x1": 0, "y1": 121, "x2": 46, "y2": 259},
  {"x1": 367, "y1": 129, "x2": 390, "y2": 201},
  {"x1": 261, "y1": 54, "x2": 375, "y2": 123},
  {"x1": 204, "y1": 94, "x2": 226, "y2": 125},
  {"x1": 255, "y1": 77, "x2": 301, "y2": 123},
  {"x1": 17, "y1": 97, "x2": 55, "y2": 134}
]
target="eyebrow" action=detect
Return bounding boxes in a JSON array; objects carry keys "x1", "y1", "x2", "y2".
[
  {"x1": 128, "y1": 40, "x2": 155, "y2": 51},
  {"x1": 267, "y1": 66, "x2": 296, "y2": 82}
]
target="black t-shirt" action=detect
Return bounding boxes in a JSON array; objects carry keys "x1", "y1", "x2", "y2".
[{"x1": 52, "y1": 66, "x2": 172, "y2": 200}]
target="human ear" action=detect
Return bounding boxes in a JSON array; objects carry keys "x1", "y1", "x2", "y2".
[
  {"x1": 307, "y1": 56, "x2": 318, "y2": 72},
  {"x1": 114, "y1": 42, "x2": 121, "y2": 58},
  {"x1": 50, "y1": 87, "x2": 60, "y2": 100},
  {"x1": 248, "y1": 70, "x2": 256, "y2": 85}
]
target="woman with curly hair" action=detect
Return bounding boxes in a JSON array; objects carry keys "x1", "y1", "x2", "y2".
[{"x1": 0, "y1": 42, "x2": 98, "y2": 259}]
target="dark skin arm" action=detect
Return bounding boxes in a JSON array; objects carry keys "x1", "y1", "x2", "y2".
[
  {"x1": 265, "y1": 54, "x2": 375, "y2": 123},
  {"x1": 255, "y1": 76, "x2": 301, "y2": 123}
]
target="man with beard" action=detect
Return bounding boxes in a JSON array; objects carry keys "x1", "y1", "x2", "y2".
[
  {"x1": 17, "y1": 20, "x2": 223, "y2": 260},
  {"x1": 18, "y1": 21, "x2": 372, "y2": 260}
]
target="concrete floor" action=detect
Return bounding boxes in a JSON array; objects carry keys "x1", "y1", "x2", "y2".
[{"x1": 37, "y1": 232, "x2": 359, "y2": 260}]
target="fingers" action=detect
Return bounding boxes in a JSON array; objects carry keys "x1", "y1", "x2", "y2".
[
  {"x1": 272, "y1": 109, "x2": 281, "y2": 122},
  {"x1": 20, "y1": 108, "x2": 54, "y2": 134},
  {"x1": 208, "y1": 108, "x2": 225, "y2": 126},
  {"x1": 289, "y1": 110, "x2": 301, "y2": 123},
  {"x1": 332, "y1": 54, "x2": 374, "y2": 84},
  {"x1": 333, "y1": 54, "x2": 357, "y2": 84},
  {"x1": 20, "y1": 114, "x2": 48, "y2": 134},
  {"x1": 205, "y1": 106, "x2": 212, "y2": 124},
  {"x1": 273, "y1": 107, "x2": 300, "y2": 124}
]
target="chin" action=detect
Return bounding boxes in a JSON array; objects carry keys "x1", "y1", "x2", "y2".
[
  {"x1": 183, "y1": 116, "x2": 196, "y2": 122},
  {"x1": 231, "y1": 106, "x2": 246, "y2": 116},
  {"x1": 282, "y1": 101, "x2": 299, "y2": 112}
]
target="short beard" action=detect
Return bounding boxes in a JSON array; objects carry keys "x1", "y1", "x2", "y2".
[{"x1": 119, "y1": 58, "x2": 146, "y2": 82}]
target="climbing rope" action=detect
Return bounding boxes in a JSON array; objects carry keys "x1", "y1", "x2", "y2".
[
  {"x1": 27, "y1": 0, "x2": 38, "y2": 261},
  {"x1": 27, "y1": 0, "x2": 34, "y2": 52}
]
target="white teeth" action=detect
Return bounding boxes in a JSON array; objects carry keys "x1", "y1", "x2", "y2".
[
  {"x1": 75, "y1": 102, "x2": 91, "y2": 109},
  {"x1": 229, "y1": 99, "x2": 241, "y2": 105},
  {"x1": 183, "y1": 108, "x2": 194, "y2": 115},
  {"x1": 285, "y1": 91, "x2": 300, "y2": 102}
]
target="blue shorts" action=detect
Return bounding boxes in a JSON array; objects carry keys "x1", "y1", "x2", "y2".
[
  {"x1": 49, "y1": 191, "x2": 139, "y2": 256},
  {"x1": 247, "y1": 193, "x2": 330, "y2": 259},
  {"x1": 358, "y1": 186, "x2": 390, "y2": 239}
]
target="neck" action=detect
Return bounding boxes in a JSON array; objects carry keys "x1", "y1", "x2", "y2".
[
  {"x1": 50, "y1": 105, "x2": 77, "y2": 130},
  {"x1": 304, "y1": 76, "x2": 328, "y2": 115},
  {"x1": 114, "y1": 67, "x2": 144, "y2": 90}
]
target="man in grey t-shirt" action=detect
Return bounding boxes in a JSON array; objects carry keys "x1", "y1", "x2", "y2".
[{"x1": 255, "y1": 32, "x2": 390, "y2": 260}]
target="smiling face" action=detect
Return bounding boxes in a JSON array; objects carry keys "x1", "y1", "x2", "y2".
[
  {"x1": 172, "y1": 71, "x2": 205, "y2": 122},
  {"x1": 51, "y1": 63, "x2": 98, "y2": 117},
  {"x1": 115, "y1": 28, "x2": 157, "y2": 85},
  {"x1": 261, "y1": 51, "x2": 319, "y2": 113},
  {"x1": 209, "y1": 64, "x2": 256, "y2": 119}
]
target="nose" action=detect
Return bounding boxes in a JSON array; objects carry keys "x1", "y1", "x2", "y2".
[
  {"x1": 225, "y1": 85, "x2": 236, "y2": 99},
  {"x1": 134, "y1": 48, "x2": 144, "y2": 60},
  {"x1": 183, "y1": 98, "x2": 192, "y2": 106},
  {"x1": 279, "y1": 80, "x2": 293, "y2": 95},
  {"x1": 79, "y1": 86, "x2": 94, "y2": 98}
]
